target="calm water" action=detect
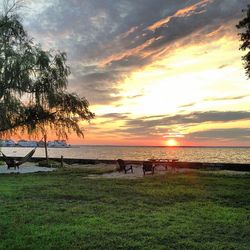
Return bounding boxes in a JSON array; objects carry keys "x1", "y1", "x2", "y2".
[{"x1": 1, "y1": 145, "x2": 250, "y2": 164}]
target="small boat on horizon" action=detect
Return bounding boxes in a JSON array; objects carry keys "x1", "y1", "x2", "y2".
[
  {"x1": 47, "y1": 140, "x2": 70, "y2": 148},
  {"x1": 0, "y1": 139, "x2": 70, "y2": 148}
]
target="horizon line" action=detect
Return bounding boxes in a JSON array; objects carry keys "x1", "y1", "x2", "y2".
[{"x1": 72, "y1": 144, "x2": 250, "y2": 148}]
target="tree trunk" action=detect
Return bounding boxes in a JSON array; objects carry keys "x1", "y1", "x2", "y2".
[{"x1": 44, "y1": 134, "x2": 49, "y2": 166}]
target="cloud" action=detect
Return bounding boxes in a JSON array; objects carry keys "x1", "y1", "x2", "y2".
[
  {"x1": 21, "y1": 0, "x2": 249, "y2": 105},
  {"x1": 69, "y1": 66, "x2": 125, "y2": 104},
  {"x1": 147, "y1": 0, "x2": 213, "y2": 31},
  {"x1": 188, "y1": 128, "x2": 250, "y2": 140},
  {"x1": 113, "y1": 111, "x2": 250, "y2": 137},
  {"x1": 130, "y1": 110, "x2": 250, "y2": 126},
  {"x1": 204, "y1": 95, "x2": 249, "y2": 102},
  {"x1": 218, "y1": 64, "x2": 229, "y2": 69},
  {"x1": 99, "y1": 113, "x2": 130, "y2": 119},
  {"x1": 179, "y1": 95, "x2": 249, "y2": 109},
  {"x1": 178, "y1": 102, "x2": 197, "y2": 108}
]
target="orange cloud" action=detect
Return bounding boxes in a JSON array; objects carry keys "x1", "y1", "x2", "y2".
[
  {"x1": 120, "y1": 25, "x2": 139, "y2": 39},
  {"x1": 148, "y1": 0, "x2": 213, "y2": 31},
  {"x1": 99, "y1": 37, "x2": 157, "y2": 67}
]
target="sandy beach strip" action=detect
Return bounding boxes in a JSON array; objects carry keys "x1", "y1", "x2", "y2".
[{"x1": 0, "y1": 164, "x2": 56, "y2": 174}]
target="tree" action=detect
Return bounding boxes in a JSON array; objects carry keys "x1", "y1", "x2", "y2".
[
  {"x1": 237, "y1": 5, "x2": 250, "y2": 78},
  {"x1": 0, "y1": 1, "x2": 94, "y2": 165},
  {"x1": 0, "y1": 1, "x2": 94, "y2": 140}
]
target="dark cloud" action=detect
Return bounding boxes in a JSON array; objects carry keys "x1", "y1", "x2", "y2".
[
  {"x1": 178, "y1": 95, "x2": 249, "y2": 109},
  {"x1": 178, "y1": 102, "x2": 197, "y2": 108},
  {"x1": 127, "y1": 94, "x2": 144, "y2": 99},
  {"x1": 218, "y1": 64, "x2": 229, "y2": 69},
  {"x1": 112, "y1": 125, "x2": 166, "y2": 138},
  {"x1": 188, "y1": 128, "x2": 250, "y2": 141},
  {"x1": 69, "y1": 67, "x2": 124, "y2": 104},
  {"x1": 21, "y1": 0, "x2": 249, "y2": 105},
  {"x1": 130, "y1": 111, "x2": 250, "y2": 126},
  {"x1": 99, "y1": 113, "x2": 130, "y2": 119},
  {"x1": 113, "y1": 111, "x2": 250, "y2": 137}
]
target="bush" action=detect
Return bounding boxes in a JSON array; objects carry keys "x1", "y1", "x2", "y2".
[{"x1": 38, "y1": 159, "x2": 61, "y2": 168}]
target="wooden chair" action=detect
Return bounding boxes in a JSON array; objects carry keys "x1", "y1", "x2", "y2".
[
  {"x1": 117, "y1": 159, "x2": 133, "y2": 174},
  {"x1": 143, "y1": 161, "x2": 155, "y2": 175}
]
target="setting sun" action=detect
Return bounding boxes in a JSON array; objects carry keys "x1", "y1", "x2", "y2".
[{"x1": 166, "y1": 139, "x2": 178, "y2": 147}]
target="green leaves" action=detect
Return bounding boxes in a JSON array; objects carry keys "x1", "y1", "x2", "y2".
[
  {"x1": 237, "y1": 5, "x2": 250, "y2": 78},
  {"x1": 0, "y1": 8, "x2": 94, "y2": 138}
]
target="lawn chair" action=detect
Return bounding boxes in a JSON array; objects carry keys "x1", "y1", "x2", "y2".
[
  {"x1": 143, "y1": 161, "x2": 155, "y2": 175},
  {"x1": 117, "y1": 159, "x2": 133, "y2": 174},
  {"x1": 1, "y1": 148, "x2": 36, "y2": 170}
]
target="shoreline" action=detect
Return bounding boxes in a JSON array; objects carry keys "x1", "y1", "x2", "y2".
[
  {"x1": 1, "y1": 162, "x2": 249, "y2": 177},
  {"x1": 1, "y1": 156, "x2": 250, "y2": 172},
  {"x1": 1, "y1": 147, "x2": 250, "y2": 164}
]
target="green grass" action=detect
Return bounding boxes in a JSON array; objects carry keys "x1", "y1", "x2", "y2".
[{"x1": 0, "y1": 168, "x2": 249, "y2": 250}]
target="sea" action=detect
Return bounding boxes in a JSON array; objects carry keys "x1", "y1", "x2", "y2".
[{"x1": 1, "y1": 145, "x2": 250, "y2": 164}]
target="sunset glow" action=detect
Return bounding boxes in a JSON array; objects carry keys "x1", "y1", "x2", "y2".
[
  {"x1": 166, "y1": 139, "x2": 178, "y2": 147},
  {"x1": 13, "y1": 0, "x2": 250, "y2": 146}
]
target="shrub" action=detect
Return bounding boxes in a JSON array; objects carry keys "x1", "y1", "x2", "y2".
[{"x1": 38, "y1": 160, "x2": 61, "y2": 168}]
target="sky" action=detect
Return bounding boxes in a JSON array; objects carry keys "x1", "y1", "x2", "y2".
[{"x1": 2, "y1": 0, "x2": 250, "y2": 146}]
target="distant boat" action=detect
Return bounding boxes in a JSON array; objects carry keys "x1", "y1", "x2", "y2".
[
  {"x1": 47, "y1": 140, "x2": 70, "y2": 148},
  {"x1": 0, "y1": 139, "x2": 70, "y2": 148},
  {"x1": 17, "y1": 140, "x2": 38, "y2": 147},
  {"x1": 0, "y1": 139, "x2": 16, "y2": 147}
]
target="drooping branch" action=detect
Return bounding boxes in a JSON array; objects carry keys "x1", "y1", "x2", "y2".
[{"x1": 0, "y1": 4, "x2": 94, "y2": 139}]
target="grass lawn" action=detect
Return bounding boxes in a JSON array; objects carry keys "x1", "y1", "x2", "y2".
[{"x1": 0, "y1": 168, "x2": 249, "y2": 250}]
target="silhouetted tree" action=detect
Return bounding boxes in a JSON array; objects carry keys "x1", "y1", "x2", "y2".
[
  {"x1": 0, "y1": 1, "x2": 94, "y2": 165},
  {"x1": 237, "y1": 5, "x2": 250, "y2": 78},
  {"x1": 0, "y1": 1, "x2": 94, "y2": 139}
]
